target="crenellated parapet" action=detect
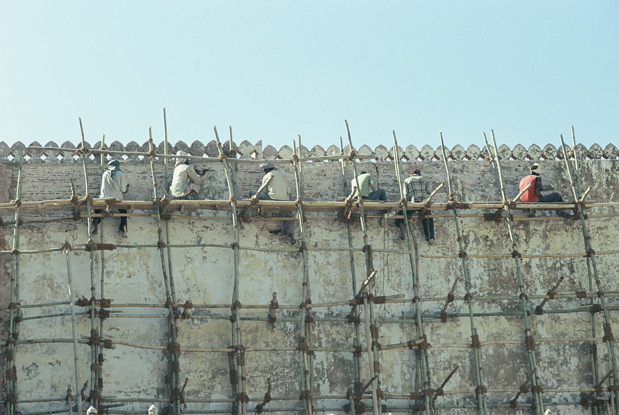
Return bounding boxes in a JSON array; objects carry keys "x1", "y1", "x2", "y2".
[{"x1": 0, "y1": 140, "x2": 617, "y2": 163}]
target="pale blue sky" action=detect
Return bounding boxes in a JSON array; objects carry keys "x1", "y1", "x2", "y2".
[{"x1": 1, "y1": 1, "x2": 617, "y2": 151}]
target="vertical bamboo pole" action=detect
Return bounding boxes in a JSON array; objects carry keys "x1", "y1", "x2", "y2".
[
  {"x1": 560, "y1": 134, "x2": 619, "y2": 413},
  {"x1": 292, "y1": 138, "x2": 314, "y2": 415},
  {"x1": 339, "y1": 136, "x2": 360, "y2": 415},
  {"x1": 570, "y1": 127, "x2": 600, "y2": 414},
  {"x1": 439, "y1": 132, "x2": 487, "y2": 414},
  {"x1": 163, "y1": 109, "x2": 170, "y2": 191},
  {"x1": 213, "y1": 127, "x2": 245, "y2": 415},
  {"x1": 391, "y1": 132, "x2": 432, "y2": 413},
  {"x1": 64, "y1": 242, "x2": 84, "y2": 415},
  {"x1": 78, "y1": 119, "x2": 99, "y2": 410},
  {"x1": 487, "y1": 131, "x2": 544, "y2": 414},
  {"x1": 6, "y1": 156, "x2": 23, "y2": 415},
  {"x1": 147, "y1": 132, "x2": 180, "y2": 415},
  {"x1": 344, "y1": 121, "x2": 380, "y2": 415}
]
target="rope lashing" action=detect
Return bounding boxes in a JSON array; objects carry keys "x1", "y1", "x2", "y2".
[
  {"x1": 61, "y1": 242, "x2": 72, "y2": 253},
  {"x1": 146, "y1": 150, "x2": 157, "y2": 159},
  {"x1": 348, "y1": 150, "x2": 357, "y2": 160},
  {"x1": 75, "y1": 146, "x2": 89, "y2": 155},
  {"x1": 105, "y1": 197, "x2": 118, "y2": 206},
  {"x1": 157, "y1": 240, "x2": 167, "y2": 249},
  {"x1": 10, "y1": 248, "x2": 20, "y2": 255},
  {"x1": 290, "y1": 153, "x2": 300, "y2": 163},
  {"x1": 10, "y1": 199, "x2": 21, "y2": 207},
  {"x1": 217, "y1": 153, "x2": 226, "y2": 162},
  {"x1": 398, "y1": 198, "x2": 407, "y2": 208}
]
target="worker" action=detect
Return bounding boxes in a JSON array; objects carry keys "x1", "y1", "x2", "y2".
[
  {"x1": 92, "y1": 159, "x2": 130, "y2": 238},
  {"x1": 170, "y1": 151, "x2": 210, "y2": 199},
  {"x1": 395, "y1": 168, "x2": 435, "y2": 243},
  {"x1": 519, "y1": 163, "x2": 573, "y2": 219},
  {"x1": 250, "y1": 163, "x2": 296, "y2": 244},
  {"x1": 349, "y1": 171, "x2": 386, "y2": 201}
]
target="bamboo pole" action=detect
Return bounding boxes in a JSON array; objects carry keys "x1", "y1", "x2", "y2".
[
  {"x1": 487, "y1": 131, "x2": 544, "y2": 414},
  {"x1": 292, "y1": 138, "x2": 314, "y2": 415},
  {"x1": 213, "y1": 127, "x2": 245, "y2": 415},
  {"x1": 344, "y1": 121, "x2": 381, "y2": 415},
  {"x1": 439, "y1": 131, "x2": 487, "y2": 414},
  {"x1": 6, "y1": 155, "x2": 24, "y2": 415},
  {"x1": 391, "y1": 131, "x2": 431, "y2": 413},
  {"x1": 64, "y1": 242, "x2": 84, "y2": 415},
  {"x1": 560, "y1": 133, "x2": 619, "y2": 413}
]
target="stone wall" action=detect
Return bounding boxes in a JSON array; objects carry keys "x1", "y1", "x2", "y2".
[{"x1": 1, "y1": 140, "x2": 618, "y2": 415}]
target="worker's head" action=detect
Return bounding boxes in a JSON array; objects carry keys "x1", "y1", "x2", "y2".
[
  {"x1": 108, "y1": 159, "x2": 120, "y2": 167},
  {"x1": 175, "y1": 151, "x2": 189, "y2": 166},
  {"x1": 260, "y1": 162, "x2": 276, "y2": 173},
  {"x1": 412, "y1": 168, "x2": 421, "y2": 175},
  {"x1": 360, "y1": 171, "x2": 367, "y2": 175},
  {"x1": 530, "y1": 163, "x2": 541, "y2": 176}
]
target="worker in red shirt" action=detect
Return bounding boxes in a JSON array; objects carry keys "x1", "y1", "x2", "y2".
[{"x1": 519, "y1": 163, "x2": 572, "y2": 219}]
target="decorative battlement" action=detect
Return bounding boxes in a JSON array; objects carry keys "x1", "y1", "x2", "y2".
[{"x1": 1, "y1": 140, "x2": 617, "y2": 163}]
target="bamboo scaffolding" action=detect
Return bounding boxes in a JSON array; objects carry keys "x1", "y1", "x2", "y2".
[
  {"x1": 1, "y1": 131, "x2": 617, "y2": 415},
  {"x1": 213, "y1": 128, "x2": 246, "y2": 415},
  {"x1": 292, "y1": 138, "x2": 315, "y2": 415},
  {"x1": 64, "y1": 242, "x2": 84, "y2": 415},
  {"x1": 486, "y1": 131, "x2": 544, "y2": 414},
  {"x1": 390, "y1": 131, "x2": 432, "y2": 413},
  {"x1": 439, "y1": 132, "x2": 487, "y2": 414},
  {"x1": 345, "y1": 121, "x2": 382, "y2": 415},
  {"x1": 561, "y1": 132, "x2": 619, "y2": 413},
  {"x1": 6, "y1": 155, "x2": 24, "y2": 415}
]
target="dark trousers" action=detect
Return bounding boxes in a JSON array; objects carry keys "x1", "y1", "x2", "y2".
[
  {"x1": 539, "y1": 192, "x2": 563, "y2": 203},
  {"x1": 361, "y1": 188, "x2": 387, "y2": 201},
  {"x1": 396, "y1": 210, "x2": 435, "y2": 240},
  {"x1": 250, "y1": 193, "x2": 295, "y2": 238},
  {"x1": 94, "y1": 209, "x2": 128, "y2": 232}
]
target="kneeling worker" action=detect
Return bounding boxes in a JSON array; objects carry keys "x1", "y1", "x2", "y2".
[
  {"x1": 250, "y1": 163, "x2": 296, "y2": 244},
  {"x1": 170, "y1": 151, "x2": 209, "y2": 199}
]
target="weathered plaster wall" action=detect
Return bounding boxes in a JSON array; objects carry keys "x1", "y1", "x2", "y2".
[{"x1": 1, "y1": 142, "x2": 618, "y2": 415}]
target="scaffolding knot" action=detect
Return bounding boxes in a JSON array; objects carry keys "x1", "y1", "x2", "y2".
[
  {"x1": 458, "y1": 250, "x2": 467, "y2": 258},
  {"x1": 589, "y1": 304, "x2": 602, "y2": 314},
  {"x1": 228, "y1": 195, "x2": 237, "y2": 204},
  {"x1": 464, "y1": 293, "x2": 473, "y2": 302},
  {"x1": 6, "y1": 392, "x2": 17, "y2": 404},
  {"x1": 372, "y1": 295, "x2": 386, "y2": 304},
  {"x1": 531, "y1": 385, "x2": 543, "y2": 394},
  {"x1": 597, "y1": 290, "x2": 605, "y2": 297},
  {"x1": 511, "y1": 250, "x2": 522, "y2": 258},
  {"x1": 291, "y1": 153, "x2": 300, "y2": 163},
  {"x1": 305, "y1": 313, "x2": 314, "y2": 324},
  {"x1": 85, "y1": 242, "x2": 116, "y2": 252},
  {"x1": 75, "y1": 296, "x2": 90, "y2": 307},
  {"x1": 9, "y1": 248, "x2": 20, "y2": 255},
  {"x1": 62, "y1": 242, "x2": 72, "y2": 253},
  {"x1": 236, "y1": 392, "x2": 249, "y2": 404},
  {"x1": 102, "y1": 339, "x2": 114, "y2": 349},
  {"x1": 475, "y1": 385, "x2": 487, "y2": 395},
  {"x1": 576, "y1": 290, "x2": 587, "y2": 298},
  {"x1": 586, "y1": 248, "x2": 596, "y2": 257},
  {"x1": 509, "y1": 399, "x2": 518, "y2": 409},
  {"x1": 423, "y1": 388, "x2": 435, "y2": 397},
  {"x1": 164, "y1": 297, "x2": 173, "y2": 308},
  {"x1": 398, "y1": 197, "x2": 407, "y2": 208},
  {"x1": 608, "y1": 384, "x2": 619, "y2": 392},
  {"x1": 76, "y1": 146, "x2": 90, "y2": 155},
  {"x1": 603, "y1": 323, "x2": 615, "y2": 342},
  {"x1": 183, "y1": 300, "x2": 193, "y2": 310},
  {"x1": 447, "y1": 292, "x2": 455, "y2": 303},
  {"x1": 231, "y1": 242, "x2": 239, "y2": 249},
  {"x1": 10, "y1": 199, "x2": 21, "y2": 207},
  {"x1": 6, "y1": 366, "x2": 17, "y2": 381},
  {"x1": 519, "y1": 384, "x2": 530, "y2": 394},
  {"x1": 471, "y1": 334, "x2": 481, "y2": 349},
  {"x1": 217, "y1": 153, "x2": 226, "y2": 162},
  {"x1": 167, "y1": 342, "x2": 181, "y2": 355},
  {"x1": 90, "y1": 363, "x2": 101, "y2": 373},
  {"x1": 298, "y1": 337, "x2": 314, "y2": 355},
  {"x1": 145, "y1": 149, "x2": 157, "y2": 159},
  {"x1": 372, "y1": 341, "x2": 382, "y2": 351},
  {"x1": 347, "y1": 150, "x2": 357, "y2": 160},
  {"x1": 79, "y1": 194, "x2": 93, "y2": 205},
  {"x1": 419, "y1": 335, "x2": 431, "y2": 350},
  {"x1": 299, "y1": 241, "x2": 307, "y2": 252},
  {"x1": 353, "y1": 345, "x2": 362, "y2": 357},
  {"x1": 346, "y1": 313, "x2": 360, "y2": 325},
  {"x1": 370, "y1": 324, "x2": 379, "y2": 339},
  {"x1": 157, "y1": 240, "x2": 167, "y2": 249},
  {"x1": 88, "y1": 329, "x2": 101, "y2": 346},
  {"x1": 525, "y1": 335, "x2": 535, "y2": 351},
  {"x1": 97, "y1": 308, "x2": 110, "y2": 320},
  {"x1": 412, "y1": 296, "x2": 420, "y2": 304}
]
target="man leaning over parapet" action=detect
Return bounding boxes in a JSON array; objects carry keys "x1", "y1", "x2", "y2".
[
  {"x1": 518, "y1": 163, "x2": 573, "y2": 219},
  {"x1": 349, "y1": 171, "x2": 387, "y2": 201}
]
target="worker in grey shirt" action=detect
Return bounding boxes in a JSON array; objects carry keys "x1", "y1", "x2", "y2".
[
  {"x1": 92, "y1": 159, "x2": 130, "y2": 237},
  {"x1": 250, "y1": 163, "x2": 296, "y2": 244},
  {"x1": 350, "y1": 171, "x2": 386, "y2": 200}
]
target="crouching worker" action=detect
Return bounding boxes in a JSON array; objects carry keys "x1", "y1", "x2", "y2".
[
  {"x1": 350, "y1": 171, "x2": 387, "y2": 201},
  {"x1": 395, "y1": 168, "x2": 435, "y2": 243},
  {"x1": 519, "y1": 163, "x2": 573, "y2": 219},
  {"x1": 250, "y1": 163, "x2": 296, "y2": 244},
  {"x1": 92, "y1": 159, "x2": 130, "y2": 238},
  {"x1": 170, "y1": 151, "x2": 209, "y2": 200}
]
